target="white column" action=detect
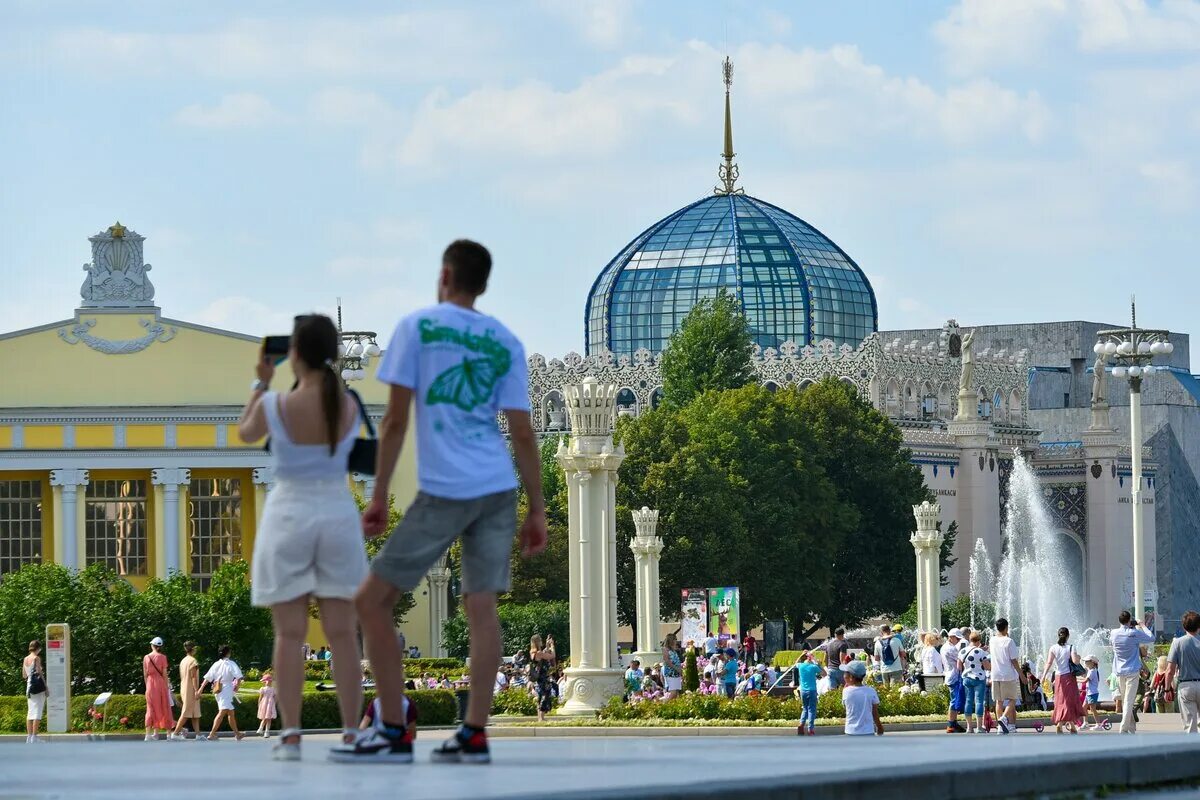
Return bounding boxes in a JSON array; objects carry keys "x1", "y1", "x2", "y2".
[
  {"x1": 910, "y1": 501, "x2": 944, "y2": 634},
  {"x1": 630, "y1": 507, "x2": 664, "y2": 668},
  {"x1": 1129, "y1": 382, "x2": 1145, "y2": 623},
  {"x1": 50, "y1": 469, "x2": 89, "y2": 569},
  {"x1": 152, "y1": 468, "x2": 191, "y2": 575},
  {"x1": 427, "y1": 554, "x2": 451, "y2": 658},
  {"x1": 557, "y1": 377, "x2": 625, "y2": 716}
]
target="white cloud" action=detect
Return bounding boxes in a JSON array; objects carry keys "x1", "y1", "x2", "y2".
[
  {"x1": 394, "y1": 41, "x2": 1050, "y2": 169},
  {"x1": 308, "y1": 88, "x2": 399, "y2": 128},
  {"x1": 174, "y1": 93, "x2": 281, "y2": 129},
  {"x1": 540, "y1": 0, "x2": 634, "y2": 47},
  {"x1": 935, "y1": 0, "x2": 1200, "y2": 73},
  {"x1": 187, "y1": 295, "x2": 297, "y2": 336},
  {"x1": 1139, "y1": 160, "x2": 1195, "y2": 210},
  {"x1": 48, "y1": 12, "x2": 499, "y2": 82}
]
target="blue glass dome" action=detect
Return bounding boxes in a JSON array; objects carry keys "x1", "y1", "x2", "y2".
[{"x1": 585, "y1": 194, "x2": 877, "y2": 355}]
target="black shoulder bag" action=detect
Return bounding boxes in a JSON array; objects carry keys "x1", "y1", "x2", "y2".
[{"x1": 345, "y1": 388, "x2": 378, "y2": 476}]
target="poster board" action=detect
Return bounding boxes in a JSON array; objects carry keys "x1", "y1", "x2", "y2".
[
  {"x1": 707, "y1": 587, "x2": 740, "y2": 645},
  {"x1": 44, "y1": 623, "x2": 71, "y2": 734},
  {"x1": 680, "y1": 588, "x2": 707, "y2": 649}
]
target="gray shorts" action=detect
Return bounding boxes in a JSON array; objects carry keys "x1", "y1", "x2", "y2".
[{"x1": 371, "y1": 489, "x2": 517, "y2": 594}]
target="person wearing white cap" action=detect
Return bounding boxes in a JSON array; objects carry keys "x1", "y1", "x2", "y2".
[
  {"x1": 143, "y1": 636, "x2": 175, "y2": 741},
  {"x1": 941, "y1": 629, "x2": 967, "y2": 733}
]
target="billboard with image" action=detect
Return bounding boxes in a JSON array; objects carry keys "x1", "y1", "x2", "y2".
[
  {"x1": 680, "y1": 588, "x2": 707, "y2": 649},
  {"x1": 707, "y1": 587, "x2": 740, "y2": 645}
]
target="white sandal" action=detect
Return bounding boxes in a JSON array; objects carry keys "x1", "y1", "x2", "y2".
[{"x1": 271, "y1": 728, "x2": 302, "y2": 761}]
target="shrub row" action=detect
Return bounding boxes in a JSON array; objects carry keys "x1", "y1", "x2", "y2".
[
  {"x1": 492, "y1": 687, "x2": 539, "y2": 716},
  {"x1": 0, "y1": 688, "x2": 457, "y2": 733},
  {"x1": 599, "y1": 685, "x2": 949, "y2": 722},
  {"x1": 300, "y1": 658, "x2": 465, "y2": 682}
]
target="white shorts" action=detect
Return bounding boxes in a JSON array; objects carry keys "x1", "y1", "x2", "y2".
[
  {"x1": 27, "y1": 691, "x2": 46, "y2": 720},
  {"x1": 251, "y1": 479, "x2": 368, "y2": 607}
]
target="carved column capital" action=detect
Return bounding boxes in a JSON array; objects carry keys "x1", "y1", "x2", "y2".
[
  {"x1": 151, "y1": 467, "x2": 191, "y2": 487},
  {"x1": 50, "y1": 469, "x2": 89, "y2": 488}
]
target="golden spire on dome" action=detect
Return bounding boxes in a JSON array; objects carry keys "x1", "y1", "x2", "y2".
[{"x1": 713, "y1": 56, "x2": 743, "y2": 196}]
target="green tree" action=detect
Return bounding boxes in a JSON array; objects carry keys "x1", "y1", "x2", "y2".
[
  {"x1": 659, "y1": 290, "x2": 755, "y2": 408},
  {"x1": 350, "y1": 491, "x2": 415, "y2": 623},
  {"x1": 939, "y1": 520, "x2": 958, "y2": 587},
  {"x1": 0, "y1": 563, "x2": 78, "y2": 694},
  {"x1": 206, "y1": 559, "x2": 274, "y2": 669},
  {"x1": 442, "y1": 600, "x2": 569, "y2": 660},
  {"x1": 682, "y1": 648, "x2": 700, "y2": 692},
  {"x1": 504, "y1": 437, "x2": 570, "y2": 603},
  {"x1": 794, "y1": 379, "x2": 929, "y2": 638},
  {"x1": 616, "y1": 384, "x2": 851, "y2": 633}
]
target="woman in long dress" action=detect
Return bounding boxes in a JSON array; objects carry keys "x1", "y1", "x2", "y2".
[
  {"x1": 1042, "y1": 626, "x2": 1084, "y2": 734},
  {"x1": 170, "y1": 641, "x2": 201, "y2": 740},
  {"x1": 143, "y1": 637, "x2": 175, "y2": 740},
  {"x1": 22, "y1": 640, "x2": 46, "y2": 743}
]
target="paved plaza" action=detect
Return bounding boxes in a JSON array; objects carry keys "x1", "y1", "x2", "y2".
[{"x1": 3, "y1": 726, "x2": 1199, "y2": 800}]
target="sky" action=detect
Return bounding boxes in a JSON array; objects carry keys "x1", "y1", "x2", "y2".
[{"x1": 2, "y1": 0, "x2": 1198, "y2": 357}]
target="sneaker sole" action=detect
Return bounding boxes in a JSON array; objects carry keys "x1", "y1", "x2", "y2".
[
  {"x1": 430, "y1": 751, "x2": 490, "y2": 764},
  {"x1": 327, "y1": 750, "x2": 414, "y2": 764}
]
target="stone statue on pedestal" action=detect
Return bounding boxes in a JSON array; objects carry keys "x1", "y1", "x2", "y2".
[
  {"x1": 1091, "y1": 353, "x2": 1108, "y2": 407},
  {"x1": 958, "y1": 330, "x2": 976, "y2": 393}
]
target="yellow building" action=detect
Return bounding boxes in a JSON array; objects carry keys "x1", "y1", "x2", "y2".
[{"x1": 0, "y1": 223, "x2": 446, "y2": 654}]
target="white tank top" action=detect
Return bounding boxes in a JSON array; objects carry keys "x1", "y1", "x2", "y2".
[{"x1": 262, "y1": 391, "x2": 359, "y2": 480}]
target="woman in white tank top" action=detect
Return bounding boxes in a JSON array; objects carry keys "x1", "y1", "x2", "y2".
[{"x1": 237, "y1": 314, "x2": 368, "y2": 760}]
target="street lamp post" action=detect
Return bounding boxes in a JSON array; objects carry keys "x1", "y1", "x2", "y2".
[
  {"x1": 1094, "y1": 300, "x2": 1173, "y2": 624},
  {"x1": 336, "y1": 299, "x2": 380, "y2": 383}
]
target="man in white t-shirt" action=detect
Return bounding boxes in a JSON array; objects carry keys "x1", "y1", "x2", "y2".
[
  {"x1": 989, "y1": 618, "x2": 1022, "y2": 734},
  {"x1": 873, "y1": 624, "x2": 905, "y2": 684},
  {"x1": 494, "y1": 669, "x2": 509, "y2": 695},
  {"x1": 624, "y1": 660, "x2": 645, "y2": 695},
  {"x1": 704, "y1": 634, "x2": 719, "y2": 657},
  {"x1": 840, "y1": 660, "x2": 883, "y2": 736},
  {"x1": 333, "y1": 240, "x2": 546, "y2": 766}
]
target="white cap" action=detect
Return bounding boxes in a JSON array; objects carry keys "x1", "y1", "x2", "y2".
[
  {"x1": 948, "y1": 628, "x2": 963, "y2": 640},
  {"x1": 150, "y1": 636, "x2": 164, "y2": 647}
]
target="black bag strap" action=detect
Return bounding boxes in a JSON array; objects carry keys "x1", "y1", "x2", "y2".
[{"x1": 346, "y1": 388, "x2": 376, "y2": 439}]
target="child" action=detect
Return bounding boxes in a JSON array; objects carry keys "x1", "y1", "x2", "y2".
[
  {"x1": 840, "y1": 660, "x2": 883, "y2": 736},
  {"x1": 1082, "y1": 655, "x2": 1102, "y2": 729},
  {"x1": 256, "y1": 672, "x2": 277, "y2": 738}
]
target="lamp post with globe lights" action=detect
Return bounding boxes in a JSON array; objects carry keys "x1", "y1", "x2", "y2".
[
  {"x1": 1093, "y1": 301, "x2": 1173, "y2": 624},
  {"x1": 336, "y1": 300, "x2": 381, "y2": 383}
]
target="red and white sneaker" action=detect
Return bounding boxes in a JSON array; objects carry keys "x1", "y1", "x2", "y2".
[{"x1": 431, "y1": 727, "x2": 490, "y2": 764}]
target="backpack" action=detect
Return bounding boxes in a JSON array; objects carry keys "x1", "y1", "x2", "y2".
[
  {"x1": 27, "y1": 666, "x2": 47, "y2": 696},
  {"x1": 880, "y1": 636, "x2": 897, "y2": 667}
]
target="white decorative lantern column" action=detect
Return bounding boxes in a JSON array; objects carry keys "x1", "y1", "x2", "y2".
[
  {"x1": 910, "y1": 501, "x2": 944, "y2": 634},
  {"x1": 557, "y1": 377, "x2": 626, "y2": 716},
  {"x1": 630, "y1": 507, "x2": 664, "y2": 668},
  {"x1": 427, "y1": 554, "x2": 451, "y2": 658}
]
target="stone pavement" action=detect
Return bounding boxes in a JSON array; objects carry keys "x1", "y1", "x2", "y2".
[{"x1": 2, "y1": 727, "x2": 1199, "y2": 800}]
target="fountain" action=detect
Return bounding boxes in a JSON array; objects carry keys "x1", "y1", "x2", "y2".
[{"x1": 970, "y1": 450, "x2": 1114, "y2": 697}]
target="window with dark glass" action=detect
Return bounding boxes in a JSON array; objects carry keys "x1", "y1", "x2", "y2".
[
  {"x1": 188, "y1": 477, "x2": 243, "y2": 591},
  {"x1": 0, "y1": 480, "x2": 43, "y2": 575},
  {"x1": 85, "y1": 479, "x2": 147, "y2": 576}
]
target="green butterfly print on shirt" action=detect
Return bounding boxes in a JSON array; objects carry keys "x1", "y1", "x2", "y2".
[{"x1": 427, "y1": 356, "x2": 504, "y2": 412}]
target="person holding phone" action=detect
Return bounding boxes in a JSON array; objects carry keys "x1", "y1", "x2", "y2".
[{"x1": 237, "y1": 313, "x2": 370, "y2": 761}]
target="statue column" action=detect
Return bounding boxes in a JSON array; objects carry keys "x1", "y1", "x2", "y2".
[
  {"x1": 910, "y1": 501, "x2": 944, "y2": 633},
  {"x1": 152, "y1": 468, "x2": 191, "y2": 576},
  {"x1": 630, "y1": 507, "x2": 664, "y2": 668},
  {"x1": 557, "y1": 377, "x2": 625, "y2": 716},
  {"x1": 427, "y1": 554, "x2": 451, "y2": 658},
  {"x1": 50, "y1": 469, "x2": 89, "y2": 569}
]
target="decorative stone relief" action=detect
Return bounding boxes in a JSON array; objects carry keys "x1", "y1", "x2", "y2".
[
  {"x1": 1044, "y1": 483, "x2": 1088, "y2": 539},
  {"x1": 79, "y1": 223, "x2": 156, "y2": 307},
  {"x1": 58, "y1": 317, "x2": 177, "y2": 354}
]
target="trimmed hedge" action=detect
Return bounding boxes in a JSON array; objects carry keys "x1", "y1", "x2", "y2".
[
  {"x1": 492, "y1": 687, "x2": 539, "y2": 716},
  {"x1": 599, "y1": 684, "x2": 949, "y2": 722},
  {"x1": 304, "y1": 658, "x2": 465, "y2": 682},
  {"x1": 0, "y1": 688, "x2": 457, "y2": 733}
]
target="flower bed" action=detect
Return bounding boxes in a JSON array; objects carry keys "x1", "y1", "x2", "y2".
[{"x1": 600, "y1": 684, "x2": 949, "y2": 721}]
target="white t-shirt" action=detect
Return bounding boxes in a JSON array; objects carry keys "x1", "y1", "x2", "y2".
[
  {"x1": 495, "y1": 671, "x2": 509, "y2": 693},
  {"x1": 842, "y1": 684, "x2": 880, "y2": 735},
  {"x1": 204, "y1": 658, "x2": 243, "y2": 708},
  {"x1": 922, "y1": 646, "x2": 945, "y2": 675},
  {"x1": 990, "y1": 635, "x2": 1020, "y2": 682},
  {"x1": 1048, "y1": 644, "x2": 1075, "y2": 676},
  {"x1": 704, "y1": 636, "x2": 719, "y2": 654},
  {"x1": 376, "y1": 302, "x2": 529, "y2": 500},
  {"x1": 940, "y1": 641, "x2": 961, "y2": 681}
]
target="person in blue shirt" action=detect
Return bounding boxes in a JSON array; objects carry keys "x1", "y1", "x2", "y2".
[
  {"x1": 722, "y1": 648, "x2": 739, "y2": 698},
  {"x1": 795, "y1": 652, "x2": 827, "y2": 736},
  {"x1": 1111, "y1": 610, "x2": 1155, "y2": 734}
]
